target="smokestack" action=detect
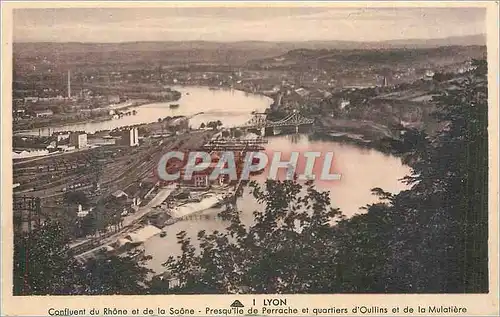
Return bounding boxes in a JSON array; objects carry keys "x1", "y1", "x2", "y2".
[{"x1": 67, "y1": 70, "x2": 71, "y2": 99}]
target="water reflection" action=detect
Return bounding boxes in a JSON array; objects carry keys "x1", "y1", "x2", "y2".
[
  {"x1": 143, "y1": 135, "x2": 411, "y2": 273},
  {"x1": 289, "y1": 133, "x2": 301, "y2": 144}
]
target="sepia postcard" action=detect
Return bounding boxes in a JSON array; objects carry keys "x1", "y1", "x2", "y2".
[{"x1": 1, "y1": 1, "x2": 499, "y2": 316}]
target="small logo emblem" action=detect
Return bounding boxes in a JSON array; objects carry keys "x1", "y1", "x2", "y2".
[{"x1": 230, "y1": 300, "x2": 245, "y2": 308}]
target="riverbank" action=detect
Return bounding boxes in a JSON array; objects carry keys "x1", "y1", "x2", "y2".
[
  {"x1": 15, "y1": 86, "x2": 272, "y2": 136},
  {"x1": 14, "y1": 93, "x2": 181, "y2": 134},
  {"x1": 309, "y1": 131, "x2": 403, "y2": 157},
  {"x1": 14, "y1": 100, "x2": 145, "y2": 134}
]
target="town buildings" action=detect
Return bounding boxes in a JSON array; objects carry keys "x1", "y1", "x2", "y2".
[
  {"x1": 54, "y1": 132, "x2": 71, "y2": 142},
  {"x1": 120, "y1": 128, "x2": 139, "y2": 147},
  {"x1": 69, "y1": 132, "x2": 88, "y2": 149},
  {"x1": 34, "y1": 109, "x2": 54, "y2": 117}
]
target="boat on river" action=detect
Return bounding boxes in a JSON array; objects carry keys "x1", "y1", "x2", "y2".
[{"x1": 169, "y1": 104, "x2": 180, "y2": 109}]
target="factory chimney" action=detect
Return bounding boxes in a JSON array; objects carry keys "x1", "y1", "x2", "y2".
[{"x1": 67, "y1": 70, "x2": 71, "y2": 99}]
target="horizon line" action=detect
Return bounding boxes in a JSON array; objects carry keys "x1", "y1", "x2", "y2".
[{"x1": 13, "y1": 33, "x2": 486, "y2": 45}]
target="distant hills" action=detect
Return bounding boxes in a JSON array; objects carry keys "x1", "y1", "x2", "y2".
[
  {"x1": 368, "y1": 34, "x2": 486, "y2": 48},
  {"x1": 14, "y1": 34, "x2": 486, "y2": 50},
  {"x1": 13, "y1": 34, "x2": 486, "y2": 66},
  {"x1": 248, "y1": 45, "x2": 486, "y2": 71}
]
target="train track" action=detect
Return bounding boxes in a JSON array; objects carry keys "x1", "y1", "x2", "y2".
[{"x1": 15, "y1": 131, "x2": 213, "y2": 202}]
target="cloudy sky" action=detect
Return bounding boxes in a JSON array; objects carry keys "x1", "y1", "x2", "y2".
[{"x1": 13, "y1": 7, "x2": 486, "y2": 43}]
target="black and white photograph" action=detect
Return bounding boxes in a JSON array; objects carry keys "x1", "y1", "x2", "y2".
[{"x1": 3, "y1": 2, "x2": 497, "y2": 310}]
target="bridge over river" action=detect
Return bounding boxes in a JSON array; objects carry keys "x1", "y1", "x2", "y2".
[{"x1": 239, "y1": 110, "x2": 314, "y2": 136}]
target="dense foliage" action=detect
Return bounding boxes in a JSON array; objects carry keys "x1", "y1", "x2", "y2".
[
  {"x1": 13, "y1": 222, "x2": 149, "y2": 295},
  {"x1": 13, "y1": 60, "x2": 488, "y2": 294}
]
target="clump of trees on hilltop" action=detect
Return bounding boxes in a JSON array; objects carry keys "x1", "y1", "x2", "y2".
[{"x1": 13, "y1": 60, "x2": 488, "y2": 295}]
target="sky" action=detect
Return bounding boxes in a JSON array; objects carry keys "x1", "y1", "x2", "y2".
[{"x1": 13, "y1": 7, "x2": 486, "y2": 43}]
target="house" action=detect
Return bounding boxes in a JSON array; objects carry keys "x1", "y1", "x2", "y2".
[
  {"x1": 108, "y1": 190, "x2": 134, "y2": 216},
  {"x1": 76, "y1": 204, "x2": 94, "y2": 218},
  {"x1": 294, "y1": 88, "x2": 310, "y2": 98},
  {"x1": 24, "y1": 97, "x2": 39, "y2": 103},
  {"x1": 340, "y1": 99, "x2": 351, "y2": 110},
  {"x1": 46, "y1": 141, "x2": 58, "y2": 152},
  {"x1": 164, "y1": 151, "x2": 228, "y2": 188},
  {"x1": 14, "y1": 108, "x2": 26, "y2": 116},
  {"x1": 424, "y1": 70, "x2": 435, "y2": 80},
  {"x1": 34, "y1": 109, "x2": 54, "y2": 117},
  {"x1": 124, "y1": 181, "x2": 155, "y2": 207},
  {"x1": 111, "y1": 190, "x2": 128, "y2": 200},
  {"x1": 53, "y1": 132, "x2": 70, "y2": 142},
  {"x1": 108, "y1": 95, "x2": 120, "y2": 104},
  {"x1": 110, "y1": 182, "x2": 154, "y2": 215}
]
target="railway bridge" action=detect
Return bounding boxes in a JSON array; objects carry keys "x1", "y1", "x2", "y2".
[{"x1": 240, "y1": 110, "x2": 314, "y2": 136}]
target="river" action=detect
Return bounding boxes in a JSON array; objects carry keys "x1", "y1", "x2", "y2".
[
  {"x1": 20, "y1": 86, "x2": 273, "y2": 136},
  {"x1": 27, "y1": 86, "x2": 411, "y2": 273},
  {"x1": 143, "y1": 133, "x2": 411, "y2": 274}
]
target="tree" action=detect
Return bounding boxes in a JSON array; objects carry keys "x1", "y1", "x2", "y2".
[
  {"x1": 432, "y1": 72, "x2": 454, "y2": 82},
  {"x1": 51, "y1": 104, "x2": 65, "y2": 115},
  {"x1": 63, "y1": 191, "x2": 89, "y2": 206},
  {"x1": 395, "y1": 59, "x2": 488, "y2": 292},
  {"x1": 79, "y1": 212, "x2": 98, "y2": 237},
  {"x1": 82, "y1": 256, "x2": 150, "y2": 295},
  {"x1": 206, "y1": 121, "x2": 219, "y2": 130},
  {"x1": 14, "y1": 222, "x2": 84, "y2": 295},
  {"x1": 233, "y1": 129, "x2": 243, "y2": 138},
  {"x1": 13, "y1": 221, "x2": 150, "y2": 295},
  {"x1": 163, "y1": 180, "x2": 343, "y2": 293},
  {"x1": 200, "y1": 122, "x2": 206, "y2": 129}
]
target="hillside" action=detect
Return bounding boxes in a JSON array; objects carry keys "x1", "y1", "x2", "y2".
[
  {"x1": 248, "y1": 45, "x2": 487, "y2": 71},
  {"x1": 13, "y1": 34, "x2": 486, "y2": 68}
]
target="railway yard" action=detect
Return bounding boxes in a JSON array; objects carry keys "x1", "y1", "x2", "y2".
[{"x1": 13, "y1": 129, "x2": 217, "y2": 233}]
